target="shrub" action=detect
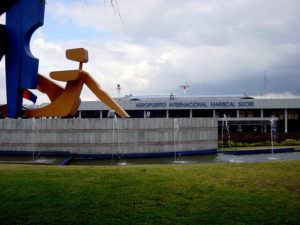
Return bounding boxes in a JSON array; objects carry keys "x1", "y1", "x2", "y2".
[
  {"x1": 279, "y1": 139, "x2": 300, "y2": 146},
  {"x1": 219, "y1": 132, "x2": 300, "y2": 148}
]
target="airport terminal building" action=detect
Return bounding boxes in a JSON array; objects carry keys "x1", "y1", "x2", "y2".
[
  {"x1": 1, "y1": 94, "x2": 299, "y2": 155},
  {"x1": 78, "y1": 95, "x2": 300, "y2": 133}
]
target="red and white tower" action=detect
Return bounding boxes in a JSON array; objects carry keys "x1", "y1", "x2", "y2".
[{"x1": 180, "y1": 84, "x2": 189, "y2": 95}]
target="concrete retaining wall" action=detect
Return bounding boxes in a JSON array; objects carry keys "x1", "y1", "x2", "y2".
[{"x1": 0, "y1": 118, "x2": 218, "y2": 155}]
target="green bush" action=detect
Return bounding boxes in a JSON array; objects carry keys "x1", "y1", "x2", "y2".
[
  {"x1": 219, "y1": 132, "x2": 300, "y2": 148},
  {"x1": 279, "y1": 139, "x2": 300, "y2": 146}
]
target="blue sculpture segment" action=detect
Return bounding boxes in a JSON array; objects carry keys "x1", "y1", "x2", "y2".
[
  {"x1": 0, "y1": 0, "x2": 20, "y2": 61},
  {"x1": 2, "y1": 0, "x2": 45, "y2": 117},
  {"x1": 0, "y1": 24, "x2": 6, "y2": 61}
]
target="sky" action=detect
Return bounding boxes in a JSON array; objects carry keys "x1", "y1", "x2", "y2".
[{"x1": 1, "y1": 0, "x2": 300, "y2": 104}]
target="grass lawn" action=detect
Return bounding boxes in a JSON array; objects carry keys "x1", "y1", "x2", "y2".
[{"x1": 0, "y1": 161, "x2": 300, "y2": 225}]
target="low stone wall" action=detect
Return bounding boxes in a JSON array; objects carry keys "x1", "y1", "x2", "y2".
[{"x1": 0, "y1": 118, "x2": 218, "y2": 155}]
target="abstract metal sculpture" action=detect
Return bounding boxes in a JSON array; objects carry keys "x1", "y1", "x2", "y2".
[
  {"x1": 24, "y1": 48, "x2": 129, "y2": 118},
  {"x1": 0, "y1": 0, "x2": 129, "y2": 118}
]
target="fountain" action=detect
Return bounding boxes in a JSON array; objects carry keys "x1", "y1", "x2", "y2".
[
  {"x1": 117, "y1": 118, "x2": 127, "y2": 166},
  {"x1": 146, "y1": 111, "x2": 151, "y2": 118},
  {"x1": 110, "y1": 111, "x2": 116, "y2": 164},
  {"x1": 107, "y1": 110, "x2": 116, "y2": 118},
  {"x1": 110, "y1": 112, "x2": 127, "y2": 166},
  {"x1": 268, "y1": 118, "x2": 278, "y2": 160},
  {"x1": 16, "y1": 118, "x2": 21, "y2": 152},
  {"x1": 221, "y1": 114, "x2": 231, "y2": 148},
  {"x1": 172, "y1": 119, "x2": 193, "y2": 164},
  {"x1": 173, "y1": 118, "x2": 179, "y2": 163},
  {"x1": 31, "y1": 118, "x2": 44, "y2": 162},
  {"x1": 221, "y1": 115, "x2": 244, "y2": 163},
  {"x1": 31, "y1": 118, "x2": 36, "y2": 161}
]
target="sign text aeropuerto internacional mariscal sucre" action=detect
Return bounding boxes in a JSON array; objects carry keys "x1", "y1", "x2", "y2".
[{"x1": 135, "y1": 101, "x2": 254, "y2": 109}]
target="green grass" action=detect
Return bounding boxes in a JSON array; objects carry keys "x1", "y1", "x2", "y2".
[{"x1": 0, "y1": 161, "x2": 300, "y2": 225}]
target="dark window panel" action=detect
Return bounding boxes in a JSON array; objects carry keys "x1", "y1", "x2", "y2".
[
  {"x1": 169, "y1": 110, "x2": 190, "y2": 118},
  {"x1": 215, "y1": 109, "x2": 237, "y2": 118},
  {"x1": 192, "y1": 110, "x2": 213, "y2": 117},
  {"x1": 145, "y1": 110, "x2": 167, "y2": 118},
  {"x1": 127, "y1": 110, "x2": 144, "y2": 118},
  {"x1": 81, "y1": 110, "x2": 100, "y2": 118}
]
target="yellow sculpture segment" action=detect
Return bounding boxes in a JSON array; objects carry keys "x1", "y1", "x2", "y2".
[
  {"x1": 23, "y1": 48, "x2": 130, "y2": 118},
  {"x1": 50, "y1": 70, "x2": 82, "y2": 82},
  {"x1": 36, "y1": 75, "x2": 64, "y2": 102},
  {"x1": 66, "y1": 48, "x2": 89, "y2": 63}
]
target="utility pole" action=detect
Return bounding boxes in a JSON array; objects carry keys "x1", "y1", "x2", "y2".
[{"x1": 264, "y1": 71, "x2": 267, "y2": 99}]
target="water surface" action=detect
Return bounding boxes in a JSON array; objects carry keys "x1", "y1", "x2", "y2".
[
  {"x1": 70, "y1": 152, "x2": 300, "y2": 166},
  {"x1": 0, "y1": 156, "x2": 64, "y2": 165},
  {"x1": 1, "y1": 152, "x2": 300, "y2": 166}
]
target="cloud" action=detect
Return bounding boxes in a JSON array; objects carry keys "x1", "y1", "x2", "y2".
[
  {"x1": 45, "y1": 0, "x2": 300, "y2": 93},
  {"x1": 30, "y1": 36, "x2": 180, "y2": 102},
  {"x1": 1, "y1": 0, "x2": 300, "y2": 105},
  {"x1": 48, "y1": 0, "x2": 300, "y2": 45}
]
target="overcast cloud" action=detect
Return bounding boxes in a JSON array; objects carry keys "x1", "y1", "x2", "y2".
[{"x1": 1, "y1": 0, "x2": 300, "y2": 104}]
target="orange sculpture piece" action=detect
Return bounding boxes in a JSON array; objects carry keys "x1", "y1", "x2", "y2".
[{"x1": 22, "y1": 48, "x2": 129, "y2": 118}]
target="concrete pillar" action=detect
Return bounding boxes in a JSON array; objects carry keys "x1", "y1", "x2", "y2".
[
  {"x1": 144, "y1": 110, "x2": 146, "y2": 118},
  {"x1": 213, "y1": 109, "x2": 216, "y2": 118},
  {"x1": 285, "y1": 108, "x2": 288, "y2": 133},
  {"x1": 237, "y1": 109, "x2": 240, "y2": 118},
  {"x1": 260, "y1": 109, "x2": 264, "y2": 118},
  {"x1": 190, "y1": 109, "x2": 193, "y2": 118},
  {"x1": 166, "y1": 110, "x2": 169, "y2": 118},
  {"x1": 79, "y1": 110, "x2": 82, "y2": 118},
  {"x1": 100, "y1": 110, "x2": 102, "y2": 118}
]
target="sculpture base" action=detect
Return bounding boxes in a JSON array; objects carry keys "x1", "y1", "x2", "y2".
[{"x1": 0, "y1": 118, "x2": 218, "y2": 156}]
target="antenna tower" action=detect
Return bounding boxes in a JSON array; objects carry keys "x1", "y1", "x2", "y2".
[{"x1": 116, "y1": 84, "x2": 121, "y2": 97}]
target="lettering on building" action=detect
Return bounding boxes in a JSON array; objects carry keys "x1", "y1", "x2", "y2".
[{"x1": 135, "y1": 101, "x2": 255, "y2": 109}]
